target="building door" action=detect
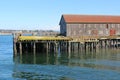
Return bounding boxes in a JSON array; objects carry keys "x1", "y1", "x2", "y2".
[{"x1": 110, "y1": 29, "x2": 116, "y2": 36}]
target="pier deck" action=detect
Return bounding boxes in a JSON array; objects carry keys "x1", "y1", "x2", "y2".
[
  {"x1": 13, "y1": 35, "x2": 120, "y2": 55},
  {"x1": 18, "y1": 36, "x2": 72, "y2": 41}
]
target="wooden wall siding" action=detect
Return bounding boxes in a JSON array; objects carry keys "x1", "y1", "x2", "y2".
[
  {"x1": 66, "y1": 24, "x2": 120, "y2": 37},
  {"x1": 60, "y1": 18, "x2": 66, "y2": 36},
  {"x1": 116, "y1": 24, "x2": 120, "y2": 35}
]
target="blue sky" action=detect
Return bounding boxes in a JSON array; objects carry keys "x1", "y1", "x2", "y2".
[{"x1": 0, "y1": 0, "x2": 120, "y2": 30}]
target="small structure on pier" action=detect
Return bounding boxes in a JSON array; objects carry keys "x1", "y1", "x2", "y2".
[{"x1": 60, "y1": 15, "x2": 120, "y2": 37}]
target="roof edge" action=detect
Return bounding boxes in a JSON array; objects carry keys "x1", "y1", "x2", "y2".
[{"x1": 62, "y1": 14, "x2": 120, "y2": 17}]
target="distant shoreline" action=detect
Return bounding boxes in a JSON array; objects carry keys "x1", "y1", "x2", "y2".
[
  {"x1": 0, "y1": 30, "x2": 60, "y2": 36},
  {"x1": 0, "y1": 34, "x2": 13, "y2": 35}
]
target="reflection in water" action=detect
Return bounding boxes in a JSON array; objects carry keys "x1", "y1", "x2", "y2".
[
  {"x1": 13, "y1": 49, "x2": 120, "y2": 80},
  {"x1": 13, "y1": 53, "x2": 60, "y2": 65}
]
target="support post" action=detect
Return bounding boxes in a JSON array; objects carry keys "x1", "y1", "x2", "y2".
[
  {"x1": 19, "y1": 42, "x2": 22, "y2": 55},
  {"x1": 33, "y1": 42, "x2": 36, "y2": 54},
  {"x1": 78, "y1": 42, "x2": 80, "y2": 52},
  {"x1": 46, "y1": 42, "x2": 48, "y2": 53},
  {"x1": 116, "y1": 39, "x2": 118, "y2": 48},
  {"x1": 68, "y1": 41, "x2": 71, "y2": 53},
  {"x1": 56, "y1": 42, "x2": 58, "y2": 53},
  {"x1": 14, "y1": 42, "x2": 17, "y2": 55},
  {"x1": 48, "y1": 42, "x2": 50, "y2": 52}
]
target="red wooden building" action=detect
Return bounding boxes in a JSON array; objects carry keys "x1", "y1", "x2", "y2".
[{"x1": 59, "y1": 15, "x2": 120, "y2": 37}]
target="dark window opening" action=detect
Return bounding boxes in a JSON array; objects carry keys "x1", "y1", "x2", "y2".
[{"x1": 106, "y1": 24, "x2": 109, "y2": 29}]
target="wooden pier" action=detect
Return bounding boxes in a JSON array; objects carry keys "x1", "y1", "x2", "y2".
[{"x1": 13, "y1": 34, "x2": 120, "y2": 55}]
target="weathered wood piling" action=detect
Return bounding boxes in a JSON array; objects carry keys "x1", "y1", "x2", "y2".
[{"x1": 13, "y1": 33, "x2": 120, "y2": 55}]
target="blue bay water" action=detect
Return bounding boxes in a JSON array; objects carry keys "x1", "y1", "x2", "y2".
[
  {"x1": 0, "y1": 35, "x2": 120, "y2": 80},
  {"x1": 0, "y1": 35, "x2": 13, "y2": 80}
]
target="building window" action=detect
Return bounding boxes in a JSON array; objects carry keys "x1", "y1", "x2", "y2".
[{"x1": 106, "y1": 24, "x2": 109, "y2": 29}]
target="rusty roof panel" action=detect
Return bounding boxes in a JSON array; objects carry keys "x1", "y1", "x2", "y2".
[{"x1": 63, "y1": 15, "x2": 120, "y2": 23}]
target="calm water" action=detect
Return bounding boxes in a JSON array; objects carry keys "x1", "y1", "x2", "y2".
[{"x1": 0, "y1": 35, "x2": 120, "y2": 80}]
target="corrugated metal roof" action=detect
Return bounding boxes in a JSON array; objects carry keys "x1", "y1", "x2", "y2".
[{"x1": 63, "y1": 14, "x2": 120, "y2": 23}]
